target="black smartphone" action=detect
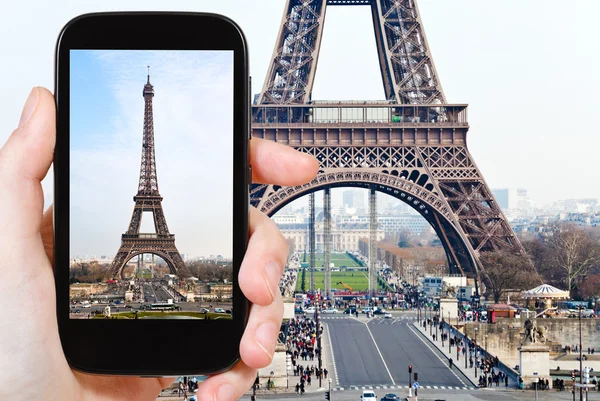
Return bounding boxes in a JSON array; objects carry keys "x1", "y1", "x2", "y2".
[{"x1": 54, "y1": 12, "x2": 250, "y2": 375}]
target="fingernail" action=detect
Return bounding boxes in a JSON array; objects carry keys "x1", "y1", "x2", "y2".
[
  {"x1": 215, "y1": 383, "x2": 235, "y2": 401},
  {"x1": 264, "y1": 261, "x2": 281, "y2": 302},
  {"x1": 255, "y1": 321, "x2": 277, "y2": 359},
  {"x1": 18, "y1": 87, "x2": 39, "y2": 129}
]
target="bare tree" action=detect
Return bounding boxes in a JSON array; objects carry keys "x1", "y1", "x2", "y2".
[
  {"x1": 480, "y1": 251, "x2": 537, "y2": 303},
  {"x1": 547, "y1": 224, "x2": 599, "y2": 291},
  {"x1": 579, "y1": 275, "x2": 600, "y2": 300}
]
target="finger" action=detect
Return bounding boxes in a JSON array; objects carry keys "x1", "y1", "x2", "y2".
[
  {"x1": 76, "y1": 373, "x2": 175, "y2": 401},
  {"x1": 194, "y1": 360, "x2": 255, "y2": 401},
  {"x1": 251, "y1": 138, "x2": 319, "y2": 185},
  {"x1": 238, "y1": 207, "x2": 288, "y2": 306},
  {"x1": 0, "y1": 87, "x2": 55, "y2": 240},
  {"x1": 41, "y1": 204, "x2": 54, "y2": 266},
  {"x1": 239, "y1": 289, "x2": 284, "y2": 369}
]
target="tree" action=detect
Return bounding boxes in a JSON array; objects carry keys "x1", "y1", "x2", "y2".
[
  {"x1": 522, "y1": 238, "x2": 554, "y2": 281},
  {"x1": 397, "y1": 230, "x2": 413, "y2": 248},
  {"x1": 480, "y1": 251, "x2": 537, "y2": 303},
  {"x1": 547, "y1": 224, "x2": 599, "y2": 291},
  {"x1": 578, "y1": 275, "x2": 600, "y2": 300}
]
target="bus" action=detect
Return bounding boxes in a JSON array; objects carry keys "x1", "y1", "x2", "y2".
[{"x1": 150, "y1": 303, "x2": 176, "y2": 311}]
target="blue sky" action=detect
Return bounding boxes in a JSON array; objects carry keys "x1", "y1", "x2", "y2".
[{"x1": 69, "y1": 50, "x2": 234, "y2": 259}]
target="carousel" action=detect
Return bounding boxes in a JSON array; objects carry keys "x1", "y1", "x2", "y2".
[{"x1": 522, "y1": 284, "x2": 570, "y2": 310}]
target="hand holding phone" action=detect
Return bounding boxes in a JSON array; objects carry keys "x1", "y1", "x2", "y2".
[{"x1": 0, "y1": 13, "x2": 318, "y2": 401}]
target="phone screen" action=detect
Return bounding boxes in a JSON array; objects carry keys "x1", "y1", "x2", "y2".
[{"x1": 69, "y1": 50, "x2": 234, "y2": 321}]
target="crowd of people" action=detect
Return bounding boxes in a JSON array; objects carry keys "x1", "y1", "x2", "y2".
[{"x1": 285, "y1": 315, "x2": 328, "y2": 395}]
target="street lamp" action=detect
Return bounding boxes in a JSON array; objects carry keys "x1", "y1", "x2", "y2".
[
  {"x1": 465, "y1": 337, "x2": 468, "y2": 369},
  {"x1": 429, "y1": 306, "x2": 433, "y2": 336},
  {"x1": 448, "y1": 311, "x2": 451, "y2": 353},
  {"x1": 316, "y1": 297, "x2": 323, "y2": 388},
  {"x1": 579, "y1": 305, "x2": 583, "y2": 401},
  {"x1": 474, "y1": 327, "x2": 478, "y2": 379},
  {"x1": 441, "y1": 306, "x2": 445, "y2": 347}
]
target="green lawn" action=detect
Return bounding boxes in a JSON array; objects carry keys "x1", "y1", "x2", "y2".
[
  {"x1": 301, "y1": 252, "x2": 363, "y2": 268},
  {"x1": 296, "y1": 270, "x2": 376, "y2": 292}
]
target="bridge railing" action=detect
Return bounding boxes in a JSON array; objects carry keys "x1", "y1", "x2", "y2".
[{"x1": 443, "y1": 321, "x2": 520, "y2": 386}]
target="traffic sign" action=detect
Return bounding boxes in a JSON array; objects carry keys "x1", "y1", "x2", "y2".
[{"x1": 413, "y1": 382, "x2": 419, "y2": 388}]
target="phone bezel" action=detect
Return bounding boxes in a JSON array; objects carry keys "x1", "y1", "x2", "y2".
[{"x1": 54, "y1": 12, "x2": 250, "y2": 375}]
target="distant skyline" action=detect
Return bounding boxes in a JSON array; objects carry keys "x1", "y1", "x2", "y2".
[
  {"x1": 69, "y1": 50, "x2": 233, "y2": 259},
  {"x1": 0, "y1": 1, "x2": 596, "y2": 218}
]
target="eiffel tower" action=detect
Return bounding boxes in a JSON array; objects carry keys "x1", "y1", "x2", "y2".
[
  {"x1": 250, "y1": 0, "x2": 528, "y2": 293},
  {"x1": 109, "y1": 70, "x2": 191, "y2": 279}
]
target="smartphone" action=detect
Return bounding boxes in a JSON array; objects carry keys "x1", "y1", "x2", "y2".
[{"x1": 54, "y1": 12, "x2": 250, "y2": 375}]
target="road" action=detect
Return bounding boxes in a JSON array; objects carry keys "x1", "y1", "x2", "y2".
[
  {"x1": 323, "y1": 311, "x2": 471, "y2": 391},
  {"x1": 235, "y1": 388, "x2": 580, "y2": 401}
]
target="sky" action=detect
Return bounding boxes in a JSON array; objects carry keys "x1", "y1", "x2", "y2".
[
  {"x1": 69, "y1": 50, "x2": 233, "y2": 258},
  {"x1": 0, "y1": 1, "x2": 597, "y2": 243}
]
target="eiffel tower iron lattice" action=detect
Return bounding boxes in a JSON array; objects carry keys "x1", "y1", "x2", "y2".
[
  {"x1": 109, "y1": 71, "x2": 191, "y2": 279},
  {"x1": 250, "y1": 0, "x2": 528, "y2": 281}
]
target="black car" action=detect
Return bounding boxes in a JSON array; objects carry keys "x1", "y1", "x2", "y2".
[
  {"x1": 343, "y1": 307, "x2": 357, "y2": 314},
  {"x1": 381, "y1": 394, "x2": 399, "y2": 401}
]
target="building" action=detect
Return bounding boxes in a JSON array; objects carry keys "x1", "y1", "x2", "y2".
[
  {"x1": 339, "y1": 214, "x2": 430, "y2": 234},
  {"x1": 272, "y1": 214, "x2": 305, "y2": 225},
  {"x1": 421, "y1": 275, "x2": 468, "y2": 297},
  {"x1": 342, "y1": 189, "x2": 365, "y2": 213},
  {"x1": 492, "y1": 188, "x2": 534, "y2": 216},
  {"x1": 278, "y1": 221, "x2": 385, "y2": 252}
]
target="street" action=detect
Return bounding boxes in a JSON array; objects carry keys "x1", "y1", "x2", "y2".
[{"x1": 324, "y1": 311, "x2": 471, "y2": 391}]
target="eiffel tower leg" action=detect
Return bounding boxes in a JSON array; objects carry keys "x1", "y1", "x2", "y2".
[{"x1": 109, "y1": 246, "x2": 133, "y2": 279}]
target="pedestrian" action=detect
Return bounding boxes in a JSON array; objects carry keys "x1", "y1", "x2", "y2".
[
  {"x1": 504, "y1": 375, "x2": 508, "y2": 387},
  {"x1": 449, "y1": 358, "x2": 453, "y2": 369}
]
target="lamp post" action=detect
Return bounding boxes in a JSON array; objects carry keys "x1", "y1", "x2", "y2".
[
  {"x1": 429, "y1": 306, "x2": 433, "y2": 336},
  {"x1": 441, "y1": 306, "x2": 445, "y2": 347},
  {"x1": 435, "y1": 311, "x2": 439, "y2": 342},
  {"x1": 448, "y1": 311, "x2": 451, "y2": 353},
  {"x1": 579, "y1": 306, "x2": 583, "y2": 401},
  {"x1": 474, "y1": 327, "x2": 478, "y2": 379},
  {"x1": 465, "y1": 337, "x2": 468, "y2": 369},
  {"x1": 316, "y1": 297, "x2": 323, "y2": 388}
]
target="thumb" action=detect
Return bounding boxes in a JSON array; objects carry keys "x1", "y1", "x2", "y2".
[{"x1": 0, "y1": 87, "x2": 55, "y2": 240}]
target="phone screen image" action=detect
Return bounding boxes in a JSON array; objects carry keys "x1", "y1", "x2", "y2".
[{"x1": 69, "y1": 50, "x2": 234, "y2": 321}]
